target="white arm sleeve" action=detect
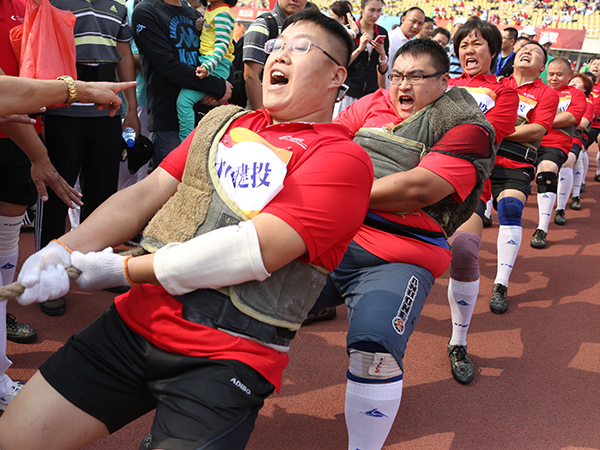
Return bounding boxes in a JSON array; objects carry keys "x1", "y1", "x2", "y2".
[{"x1": 154, "y1": 220, "x2": 271, "y2": 296}]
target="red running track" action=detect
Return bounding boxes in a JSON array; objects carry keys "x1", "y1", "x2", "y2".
[{"x1": 5, "y1": 157, "x2": 600, "y2": 449}]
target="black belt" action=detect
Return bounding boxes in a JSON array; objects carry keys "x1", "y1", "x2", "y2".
[
  {"x1": 76, "y1": 63, "x2": 117, "y2": 82},
  {"x1": 175, "y1": 289, "x2": 296, "y2": 347},
  {"x1": 497, "y1": 140, "x2": 537, "y2": 164}
]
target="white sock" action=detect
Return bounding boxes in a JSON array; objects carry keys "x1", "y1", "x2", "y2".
[
  {"x1": 537, "y1": 192, "x2": 556, "y2": 233},
  {"x1": 556, "y1": 167, "x2": 573, "y2": 210},
  {"x1": 0, "y1": 252, "x2": 18, "y2": 286},
  {"x1": 572, "y1": 155, "x2": 584, "y2": 197},
  {"x1": 595, "y1": 149, "x2": 600, "y2": 176},
  {"x1": 484, "y1": 198, "x2": 493, "y2": 219},
  {"x1": 346, "y1": 379, "x2": 403, "y2": 450},
  {"x1": 448, "y1": 278, "x2": 479, "y2": 346},
  {"x1": 494, "y1": 225, "x2": 522, "y2": 287},
  {"x1": 582, "y1": 151, "x2": 589, "y2": 178}
]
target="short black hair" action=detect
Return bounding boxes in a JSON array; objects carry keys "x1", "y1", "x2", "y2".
[
  {"x1": 453, "y1": 17, "x2": 502, "y2": 71},
  {"x1": 395, "y1": 38, "x2": 450, "y2": 73},
  {"x1": 330, "y1": 0, "x2": 352, "y2": 24},
  {"x1": 424, "y1": 17, "x2": 435, "y2": 24},
  {"x1": 522, "y1": 41, "x2": 548, "y2": 65},
  {"x1": 504, "y1": 27, "x2": 518, "y2": 42},
  {"x1": 401, "y1": 6, "x2": 424, "y2": 19},
  {"x1": 432, "y1": 27, "x2": 451, "y2": 41},
  {"x1": 549, "y1": 56, "x2": 572, "y2": 72},
  {"x1": 588, "y1": 55, "x2": 600, "y2": 65},
  {"x1": 514, "y1": 36, "x2": 531, "y2": 47},
  {"x1": 282, "y1": 9, "x2": 354, "y2": 67}
]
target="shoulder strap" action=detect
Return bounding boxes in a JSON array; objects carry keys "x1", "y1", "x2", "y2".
[{"x1": 259, "y1": 12, "x2": 279, "y2": 40}]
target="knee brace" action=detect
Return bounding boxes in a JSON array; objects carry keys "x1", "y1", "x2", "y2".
[
  {"x1": 497, "y1": 197, "x2": 524, "y2": 227},
  {"x1": 448, "y1": 230, "x2": 481, "y2": 281},
  {"x1": 348, "y1": 349, "x2": 403, "y2": 383},
  {"x1": 536, "y1": 171, "x2": 557, "y2": 194},
  {"x1": 0, "y1": 214, "x2": 24, "y2": 255}
]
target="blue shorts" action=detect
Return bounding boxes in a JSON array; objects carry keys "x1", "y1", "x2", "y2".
[{"x1": 318, "y1": 241, "x2": 435, "y2": 370}]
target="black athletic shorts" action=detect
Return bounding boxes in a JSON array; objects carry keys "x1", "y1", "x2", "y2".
[
  {"x1": 0, "y1": 138, "x2": 37, "y2": 206},
  {"x1": 39, "y1": 305, "x2": 275, "y2": 450},
  {"x1": 571, "y1": 142, "x2": 582, "y2": 159},
  {"x1": 585, "y1": 126, "x2": 600, "y2": 150},
  {"x1": 490, "y1": 165, "x2": 535, "y2": 204},
  {"x1": 537, "y1": 146, "x2": 568, "y2": 168}
]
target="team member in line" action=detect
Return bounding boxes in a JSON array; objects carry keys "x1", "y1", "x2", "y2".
[{"x1": 488, "y1": 42, "x2": 559, "y2": 313}]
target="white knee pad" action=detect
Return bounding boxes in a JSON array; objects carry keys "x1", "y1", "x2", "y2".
[
  {"x1": 348, "y1": 349, "x2": 402, "y2": 381},
  {"x1": 0, "y1": 214, "x2": 25, "y2": 255}
]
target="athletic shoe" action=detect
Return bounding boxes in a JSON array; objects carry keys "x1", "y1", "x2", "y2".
[
  {"x1": 0, "y1": 381, "x2": 25, "y2": 411},
  {"x1": 489, "y1": 283, "x2": 508, "y2": 314},
  {"x1": 530, "y1": 229, "x2": 547, "y2": 249},
  {"x1": 570, "y1": 196, "x2": 581, "y2": 210},
  {"x1": 40, "y1": 298, "x2": 66, "y2": 316},
  {"x1": 302, "y1": 306, "x2": 337, "y2": 326},
  {"x1": 6, "y1": 313, "x2": 37, "y2": 344},
  {"x1": 447, "y1": 343, "x2": 475, "y2": 385},
  {"x1": 554, "y1": 209, "x2": 567, "y2": 226},
  {"x1": 581, "y1": 182, "x2": 586, "y2": 192},
  {"x1": 595, "y1": 174, "x2": 600, "y2": 182},
  {"x1": 483, "y1": 215, "x2": 492, "y2": 228}
]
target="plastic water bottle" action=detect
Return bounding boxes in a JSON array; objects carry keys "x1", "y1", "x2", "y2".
[{"x1": 122, "y1": 127, "x2": 136, "y2": 148}]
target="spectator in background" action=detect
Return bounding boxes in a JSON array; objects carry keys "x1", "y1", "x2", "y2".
[
  {"x1": 539, "y1": 36, "x2": 554, "y2": 83},
  {"x1": 385, "y1": 7, "x2": 425, "y2": 88},
  {"x1": 118, "y1": 0, "x2": 152, "y2": 192},
  {"x1": 329, "y1": 0, "x2": 360, "y2": 37},
  {"x1": 496, "y1": 27, "x2": 517, "y2": 78},
  {"x1": 335, "y1": 0, "x2": 389, "y2": 115},
  {"x1": 449, "y1": 17, "x2": 467, "y2": 77},
  {"x1": 176, "y1": 0, "x2": 237, "y2": 142},
  {"x1": 35, "y1": 0, "x2": 140, "y2": 317},
  {"x1": 417, "y1": 16, "x2": 435, "y2": 39},
  {"x1": 233, "y1": 17, "x2": 246, "y2": 42},
  {"x1": 132, "y1": 0, "x2": 230, "y2": 169},
  {"x1": 513, "y1": 35, "x2": 531, "y2": 54},
  {"x1": 520, "y1": 24, "x2": 537, "y2": 40},
  {"x1": 432, "y1": 27, "x2": 451, "y2": 49},
  {"x1": 243, "y1": 0, "x2": 308, "y2": 110}
]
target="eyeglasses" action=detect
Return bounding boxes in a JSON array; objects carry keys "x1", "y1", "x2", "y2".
[
  {"x1": 264, "y1": 38, "x2": 342, "y2": 66},
  {"x1": 387, "y1": 71, "x2": 444, "y2": 85}
]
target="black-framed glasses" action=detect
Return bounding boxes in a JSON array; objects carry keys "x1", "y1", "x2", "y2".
[
  {"x1": 387, "y1": 71, "x2": 444, "y2": 85},
  {"x1": 264, "y1": 38, "x2": 342, "y2": 66}
]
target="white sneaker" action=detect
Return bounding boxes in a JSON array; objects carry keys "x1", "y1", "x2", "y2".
[{"x1": 0, "y1": 380, "x2": 25, "y2": 411}]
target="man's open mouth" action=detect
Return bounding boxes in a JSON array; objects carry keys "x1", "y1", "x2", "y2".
[
  {"x1": 270, "y1": 70, "x2": 288, "y2": 85},
  {"x1": 399, "y1": 95, "x2": 414, "y2": 108}
]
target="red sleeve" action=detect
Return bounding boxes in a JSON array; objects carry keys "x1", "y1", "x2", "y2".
[
  {"x1": 592, "y1": 92, "x2": 600, "y2": 121},
  {"x1": 567, "y1": 88, "x2": 588, "y2": 125},
  {"x1": 585, "y1": 98, "x2": 594, "y2": 122},
  {"x1": 334, "y1": 97, "x2": 370, "y2": 138},
  {"x1": 158, "y1": 130, "x2": 196, "y2": 181},
  {"x1": 529, "y1": 87, "x2": 559, "y2": 132},
  {"x1": 419, "y1": 124, "x2": 490, "y2": 201},
  {"x1": 485, "y1": 86, "x2": 518, "y2": 144},
  {"x1": 262, "y1": 139, "x2": 374, "y2": 270}
]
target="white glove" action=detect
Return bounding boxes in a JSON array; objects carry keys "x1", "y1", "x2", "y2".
[
  {"x1": 17, "y1": 265, "x2": 70, "y2": 305},
  {"x1": 71, "y1": 247, "x2": 132, "y2": 292},
  {"x1": 17, "y1": 240, "x2": 72, "y2": 305}
]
